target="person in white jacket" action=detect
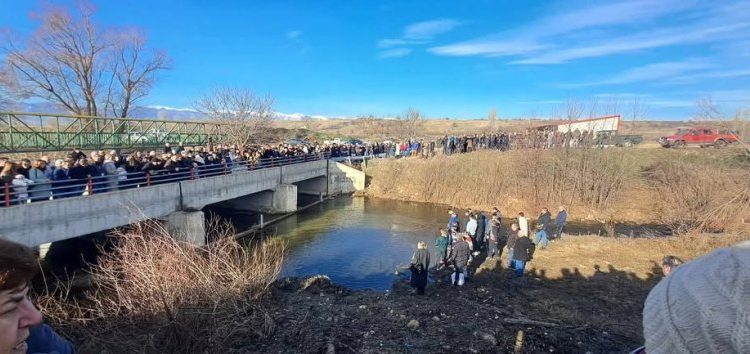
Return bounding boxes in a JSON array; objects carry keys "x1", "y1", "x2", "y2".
[
  {"x1": 517, "y1": 212, "x2": 529, "y2": 237},
  {"x1": 11, "y1": 174, "x2": 33, "y2": 204}
]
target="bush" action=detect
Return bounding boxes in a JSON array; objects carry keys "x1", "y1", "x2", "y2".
[{"x1": 36, "y1": 220, "x2": 284, "y2": 352}]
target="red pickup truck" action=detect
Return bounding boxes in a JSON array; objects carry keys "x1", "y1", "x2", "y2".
[{"x1": 658, "y1": 127, "x2": 741, "y2": 148}]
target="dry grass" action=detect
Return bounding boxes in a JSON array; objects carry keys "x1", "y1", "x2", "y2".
[
  {"x1": 36, "y1": 220, "x2": 284, "y2": 353},
  {"x1": 366, "y1": 147, "x2": 750, "y2": 232}
]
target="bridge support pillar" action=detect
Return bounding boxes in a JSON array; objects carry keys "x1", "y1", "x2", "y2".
[
  {"x1": 272, "y1": 184, "x2": 297, "y2": 213},
  {"x1": 167, "y1": 210, "x2": 206, "y2": 246}
]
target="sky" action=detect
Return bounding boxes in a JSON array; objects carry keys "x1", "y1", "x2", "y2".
[{"x1": 1, "y1": 0, "x2": 750, "y2": 120}]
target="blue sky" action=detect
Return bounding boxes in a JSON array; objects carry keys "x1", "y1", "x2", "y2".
[{"x1": 2, "y1": 0, "x2": 749, "y2": 120}]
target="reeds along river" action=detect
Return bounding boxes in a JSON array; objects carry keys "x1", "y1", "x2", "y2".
[{"x1": 210, "y1": 196, "x2": 671, "y2": 291}]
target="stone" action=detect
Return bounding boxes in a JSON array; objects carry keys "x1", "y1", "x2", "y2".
[
  {"x1": 474, "y1": 331, "x2": 498, "y2": 346},
  {"x1": 432, "y1": 316, "x2": 440, "y2": 322},
  {"x1": 406, "y1": 320, "x2": 420, "y2": 330}
]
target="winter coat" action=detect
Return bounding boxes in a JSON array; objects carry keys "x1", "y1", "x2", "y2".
[
  {"x1": 12, "y1": 176, "x2": 33, "y2": 203},
  {"x1": 435, "y1": 236, "x2": 449, "y2": 255},
  {"x1": 556, "y1": 211, "x2": 568, "y2": 226},
  {"x1": 448, "y1": 240, "x2": 471, "y2": 268},
  {"x1": 513, "y1": 236, "x2": 533, "y2": 261},
  {"x1": 538, "y1": 211, "x2": 552, "y2": 228},
  {"x1": 28, "y1": 167, "x2": 51, "y2": 200},
  {"x1": 410, "y1": 249, "x2": 430, "y2": 271},
  {"x1": 466, "y1": 219, "x2": 478, "y2": 237},
  {"x1": 102, "y1": 160, "x2": 118, "y2": 191}
]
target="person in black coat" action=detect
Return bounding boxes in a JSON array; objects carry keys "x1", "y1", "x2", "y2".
[
  {"x1": 409, "y1": 241, "x2": 430, "y2": 295},
  {"x1": 538, "y1": 207, "x2": 553, "y2": 239},
  {"x1": 512, "y1": 232, "x2": 534, "y2": 277},
  {"x1": 448, "y1": 233, "x2": 471, "y2": 286}
]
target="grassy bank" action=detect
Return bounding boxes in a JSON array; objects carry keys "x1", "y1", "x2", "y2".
[{"x1": 366, "y1": 148, "x2": 750, "y2": 232}]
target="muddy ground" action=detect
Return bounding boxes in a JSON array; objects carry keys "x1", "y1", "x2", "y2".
[{"x1": 243, "y1": 253, "x2": 653, "y2": 353}]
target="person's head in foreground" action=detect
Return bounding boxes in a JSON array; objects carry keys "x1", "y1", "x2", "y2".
[
  {"x1": 0, "y1": 238, "x2": 42, "y2": 354},
  {"x1": 642, "y1": 240, "x2": 750, "y2": 354},
  {"x1": 661, "y1": 255, "x2": 683, "y2": 276}
]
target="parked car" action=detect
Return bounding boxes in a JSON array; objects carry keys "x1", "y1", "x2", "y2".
[
  {"x1": 593, "y1": 130, "x2": 643, "y2": 147},
  {"x1": 658, "y1": 127, "x2": 740, "y2": 148}
]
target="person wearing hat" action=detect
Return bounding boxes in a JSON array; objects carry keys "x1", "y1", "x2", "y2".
[
  {"x1": 534, "y1": 223, "x2": 549, "y2": 249},
  {"x1": 640, "y1": 241, "x2": 750, "y2": 353}
]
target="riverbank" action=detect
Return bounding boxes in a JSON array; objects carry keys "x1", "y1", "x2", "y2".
[
  {"x1": 365, "y1": 148, "x2": 750, "y2": 232},
  {"x1": 45, "y1": 229, "x2": 748, "y2": 353}
]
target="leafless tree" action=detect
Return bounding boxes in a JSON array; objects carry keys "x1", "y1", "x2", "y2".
[
  {"x1": 694, "y1": 96, "x2": 725, "y2": 121},
  {"x1": 103, "y1": 31, "x2": 169, "y2": 117},
  {"x1": 399, "y1": 108, "x2": 424, "y2": 138},
  {"x1": 1, "y1": 3, "x2": 168, "y2": 117},
  {"x1": 564, "y1": 97, "x2": 584, "y2": 120},
  {"x1": 195, "y1": 87, "x2": 275, "y2": 148}
]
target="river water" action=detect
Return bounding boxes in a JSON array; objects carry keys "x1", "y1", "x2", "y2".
[
  {"x1": 216, "y1": 197, "x2": 446, "y2": 290},
  {"x1": 209, "y1": 196, "x2": 670, "y2": 291}
]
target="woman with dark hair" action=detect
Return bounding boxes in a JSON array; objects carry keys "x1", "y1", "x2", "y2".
[{"x1": 0, "y1": 238, "x2": 74, "y2": 353}]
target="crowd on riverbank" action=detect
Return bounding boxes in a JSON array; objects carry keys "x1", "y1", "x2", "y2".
[{"x1": 408, "y1": 206, "x2": 568, "y2": 294}]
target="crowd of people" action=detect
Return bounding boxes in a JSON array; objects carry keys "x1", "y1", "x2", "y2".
[
  {"x1": 0, "y1": 141, "x2": 373, "y2": 205},
  {"x1": 0, "y1": 125, "x2": 610, "y2": 206},
  {"x1": 409, "y1": 206, "x2": 568, "y2": 293}
]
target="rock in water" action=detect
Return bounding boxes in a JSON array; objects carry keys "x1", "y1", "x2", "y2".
[{"x1": 407, "y1": 319, "x2": 420, "y2": 330}]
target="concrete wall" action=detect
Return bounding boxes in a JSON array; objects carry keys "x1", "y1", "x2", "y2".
[
  {"x1": 180, "y1": 167, "x2": 280, "y2": 210},
  {"x1": 328, "y1": 161, "x2": 366, "y2": 194},
  {"x1": 0, "y1": 183, "x2": 181, "y2": 246},
  {"x1": 0, "y1": 160, "x2": 359, "y2": 246}
]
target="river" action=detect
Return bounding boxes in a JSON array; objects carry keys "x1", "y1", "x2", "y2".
[{"x1": 208, "y1": 195, "x2": 670, "y2": 291}]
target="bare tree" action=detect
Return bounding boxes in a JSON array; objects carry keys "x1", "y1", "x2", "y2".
[
  {"x1": 399, "y1": 108, "x2": 424, "y2": 139},
  {"x1": 195, "y1": 87, "x2": 275, "y2": 148},
  {"x1": 103, "y1": 31, "x2": 169, "y2": 117},
  {"x1": 694, "y1": 96, "x2": 725, "y2": 121},
  {"x1": 565, "y1": 97, "x2": 584, "y2": 120},
  {"x1": 2, "y1": 3, "x2": 168, "y2": 117}
]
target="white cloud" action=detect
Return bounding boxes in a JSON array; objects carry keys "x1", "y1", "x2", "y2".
[
  {"x1": 376, "y1": 18, "x2": 459, "y2": 57},
  {"x1": 513, "y1": 22, "x2": 750, "y2": 64},
  {"x1": 379, "y1": 48, "x2": 412, "y2": 58},
  {"x1": 403, "y1": 19, "x2": 460, "y2": 40},
  {"x1": 430, "y1": 0, "x2": 691, "y2": 57},
  {"x1": 563, "y1": 59, "x2": 712, "y2": 87},
  {"x1": 430, "y1": 39, "x2": 544, "y2": 57},
  {"x1": 429, "y1": 0, "x2": 750, "y2": 65},
  {"x1": 286, "y1": 30, "x2": 302, "y2": 40}
]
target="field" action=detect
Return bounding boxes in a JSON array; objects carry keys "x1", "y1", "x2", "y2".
[{"x1": 273, "y1": 118, "x2": 687, "y2": 144}]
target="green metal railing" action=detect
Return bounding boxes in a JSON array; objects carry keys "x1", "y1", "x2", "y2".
[{"x1": 0, "y1": 112, "x2": 227, "y2": 153}]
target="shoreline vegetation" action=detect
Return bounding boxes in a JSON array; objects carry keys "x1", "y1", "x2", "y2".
[
  {"x1": 35, "y1": 148, "x2": 750, "y2": 353},
  {"x1": 366, "y1": 147, "x2": 750, "y2": 234}
]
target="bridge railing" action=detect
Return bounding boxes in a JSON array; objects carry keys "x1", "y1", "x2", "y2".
[
  {"x1": 1, "y1": 152, "x2": 330, "y2": 207},
  {"x1": 0, "y1": 112, "x2": 227, "y2": 153}
]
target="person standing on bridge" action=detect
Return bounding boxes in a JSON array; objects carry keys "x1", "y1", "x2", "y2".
[{"x1": 28, "y1": 160, "x2": 51, "y2": 202}]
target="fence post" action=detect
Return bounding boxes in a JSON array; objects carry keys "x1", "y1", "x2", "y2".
[
  {"x1": 146, "y1": 172, "x2": 152, "y2": 186},
  {"x1": 190, "y1": 168, "x2": 195, "y2": 180},
  {"x1": 87, "y1": 177, "x2": 94, "y2": 195},
  {"x1": 4, "y1": 183, "x2": 10, "y2": 207}
]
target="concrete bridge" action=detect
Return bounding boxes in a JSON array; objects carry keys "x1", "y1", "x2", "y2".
[{"x1": 0, "y1": 159, "x2": 365, "y2": 247}]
